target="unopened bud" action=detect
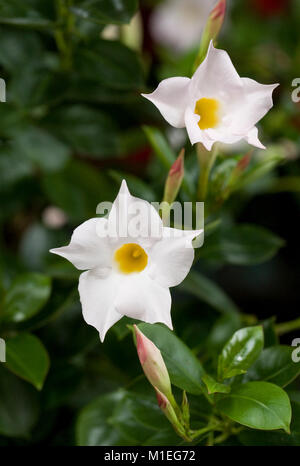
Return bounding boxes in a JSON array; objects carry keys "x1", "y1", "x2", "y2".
[
  {"x1": 163, "y1": 149, "x2": 185, "y2": 205},
  {"x1": 181, "y1": 391, "x2": 190, "y2": 428},
  {"x1": 195, "y1": 0, "x2": 227, "y2": 69},
  {"x1": 155, "y1": 387, "x2": 186, "y2": 437},
  {"x1": 134, "y1": 325, "x2": 172, "y2": 399}
]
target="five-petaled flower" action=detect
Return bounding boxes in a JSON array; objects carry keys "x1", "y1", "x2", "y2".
[
  {"x1": 50, "y1": 181, "x2": 201, "y2": 341},
  {"x1": 142, "y1": 42, "x2": 278, "y2": 151}
]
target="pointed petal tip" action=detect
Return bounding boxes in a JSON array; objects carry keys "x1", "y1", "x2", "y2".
[
  {"x1": 49, "y1": 247, "x2": 64, "y2": 255},
  {"x1": 99, "y1": 331, "x2": 105, "y2": 343},
  {"x1": 119, "y1": 179, "x2": 130, "y2": 195}
]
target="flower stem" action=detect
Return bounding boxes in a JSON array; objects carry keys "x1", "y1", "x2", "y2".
[
  {"x1": 55, "y1": 0, "x2": 74, "y2": 70},
  {"x1": 276, "y1": 317, "x2": 300, "y2": 336},
  {"x1": 196, "y1": 143, "x2": 218, "y2": 201}
]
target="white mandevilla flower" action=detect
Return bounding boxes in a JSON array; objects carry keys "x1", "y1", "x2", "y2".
[
  {"x1": 50, "y1": 181, "x2": 201, "y2": 341},
  {"x1": 142, "y1": 42, "x2": 278, "y2": 151},
  {"x1": 150, "y1": 0, "x2": 217, "y2": 53}
]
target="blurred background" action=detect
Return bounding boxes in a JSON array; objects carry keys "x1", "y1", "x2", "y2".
[{"x1": 0, "y1": 0, "x2": 299, "y2": 446}]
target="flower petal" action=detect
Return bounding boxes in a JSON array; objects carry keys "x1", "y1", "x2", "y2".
[
  {"x1": 115, "y1": 274, "x2": 172, "y2": 330},
  {"x1": 148, "y1": 227, "x2": 202, "y2": 287},
  {"x1": 184, "y1": 107, "x2": 215, "y2": 149},
  {"x1": 50, "y1": 218, "x2": 112, "y2": 270},
  {"x1": 108, "y1": 179, "x2": 163, "y2": 244},
  {"x1": 245, "y1": 126, "x2": 266, "y2": 149},
  {"x1": 142, "y1": 77, "x2": 191, "y2": 128},
  {"x1": 191, "y1": 41, "x2": 244, "y2": 100},
  {"x1": 78, "y1": 270, "x2": 122, "y2": 342},
  {"x1": 231, "y1": 78, "x2": 278, "y2": 134}
]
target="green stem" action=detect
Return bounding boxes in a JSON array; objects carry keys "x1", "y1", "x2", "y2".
[
  {"x1": 196, "y1": 143, "x2": 218, "y2": 201},
  {"x1": 189, "y1": 423, "x2": 220, "y2": 441},
  {"x1": 55, "y1": 0, "x2": 74, "y2": 70},
  {"x1": 276, "y1": 317, "x2": 300, "y2": 336}
]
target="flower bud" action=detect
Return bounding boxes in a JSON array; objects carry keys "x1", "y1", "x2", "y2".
[
  {"x1": 195, "y1": 0, "x2": 227, "y2": 68},
  {"x1": 134, "y1": 325, "x2": 172, "y2": 399},
  {"x1": 155, "y1": 387, "x2": 186, "y2": 438},
  {"x1": 163, "y1": 149, "x2": 185, "y2": 205},
  {"x1": 181, "y1": 390, "x2": 190, "y2": 428}
]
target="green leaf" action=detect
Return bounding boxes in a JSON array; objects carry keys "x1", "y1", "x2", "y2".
[
  {"x1": 1, "y1": 273, "x2": 51, "y2": 323},
  {"x1": 244, "y1": 346, "x2": 300, "y2": 388},
  {"x1": 0, "y1": 28, "x2": 42, "y2": 72},
  {"x1": 76, "y1": 389, "x2": 180, "y2": 446},
  {"x1": 0, "y1": 366, "x2": 39, "y2": 438},
  {"x1": 202, "y1": 224, "x2": 284, "y2": 265},
  {"x1": 44, "y1": 105, "x2": 119, "y2": 158},
  {"x1": 202, "y1": 374, "x2": 230, "y2": 395},
  {"x1": 218, "y1": 326, "x2": 264, "y2": 380},
  {"x1": 207, "y1": 314, "x2": 242, "y2": 351},
  {"x1": 217, "y1": 381, "x2": 291, "y2": 433},
  {"x1": 14, "y1": 126, "x2": 70, "y2": 173},
  {"x1": 262, "y1": 317, "x2": 279, "y2": 348},
  {"x1": 233, "y1": 147, "x2": 285, "y2": 191},
  {"x1": 0, "y1": 144, "x2": 33, "y2": 190},
  {"x1": 75, "y1": 40, "x2": 144, "y2": 91},
  {"x1": 137, "y1": 323, "x2": 206, "y2": 395},
  {"x1": 180, "y1": 270, "x2": 240, "y2": 316},
  {"x1": 143, "y1": 126, "x2": 176, "y2": 169},
  {"x1": 143, "y1": 125, "x2": 194, "y2": 198},
  {"x1": 42, "y1": 160, "x2": 118, "y2": 222},
  {"x1": 71, "y1": 0, "x2": 138, "y2": 25},
  {"x1": 239, "y1": 401, "x2": 300, "y2": 446},
  {"x1": 5, "y1": 333, "x2": 50, "y2": 390},
  {"x1": 0, "y1": 0, "x2": 56, "y2": 29}
]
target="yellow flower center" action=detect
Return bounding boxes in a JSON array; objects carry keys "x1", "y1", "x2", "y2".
[
  {"x1": 194, "y1": 98, "x2": 220, "y2": 130},
  {"x1": 114, "y1": 243, "x2": 148, "y2": 274}
]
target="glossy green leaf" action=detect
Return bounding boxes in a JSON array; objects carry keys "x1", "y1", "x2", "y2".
[
  {"x1": 0, "y1": 1, "x2": 56, "y2": 29},
  {"x1": 75, "y1": 40, "x2": 144, "y2": 91},
  {"x1": 14, "y1": 126, "x2": 70, "y2": 173},
  {"x1": 202, "y1": 374, "x2": 230, "y2": 395},
  {"x1": 138, "y1": 323, "x2": 206, "y2": 395},
  {"x1": 5, "y1": 333, "x2": 50, "y2": 390},
  {"x1": 0, "y1": 28, "x2": 42, "y2": 72},
  {"x1": 71, "y1": 0, "x2": 138, "y2": 25},
  {"x1": 76, "y1": 389, "x2": 180, "y2": 446},
  {"x1": 42, "y1": 159, "x2": 118, "y2": 222},
  {"x1": 207, "y1": 314, "x2": 242, "y2": 351},
  {"x1": 44, "y1": 105, "x2": 119, "y2": 158},
  {"x1": 218, "y1": 326, "x2": 264, "y2": 380},
  {"x1": 0, "y1": 144, "x2": 33, "y2": 190},
  {"x1": 217, "y1": 381, "x2": 291, "y2": 433},
  {"x1": 76, "y1": 390, "x2": 129, "y2": 446},
  {"x1": 239, "y1": 402, "x2": 300, "y2": 445},
  {"x1": 180, "y1": 270, "x2": 240, "y2": 316},
  {"x1": 0, "y1": 366, "x2": 39, "y2": 438},
  {"x1": 244, "y1": 345, "x2": 300, "y2": 388},
  {"x1": 202, "y1": 224, "x2": 284, "y2": 265},
  {"x1": 1, "y1": 273, "x2": 51, "y2": 323}
]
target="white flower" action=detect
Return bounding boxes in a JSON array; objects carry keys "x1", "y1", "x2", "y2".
[
  {"x1": 50, "y1": 181, "x2": 201, "y2": 341},
  {"x1": 142, "y1": 42, "x2": 278, "y2": 151},
  {"x1": 150, "y1": 0, "x2": 217, "y2": 53}
]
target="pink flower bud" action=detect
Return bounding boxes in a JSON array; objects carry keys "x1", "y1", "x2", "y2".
[
  {"x1": 195, "y1": 0, "x2": 227, "y2": 68},
  {"x1": 163, "y1": 149, "x2": 185, "y2": 204},
  {"x1": 155, "y1": 387, "x2": 187, "y2": 438},
  {"x1": 134, "y1": 325, "x2": 172, "y2": 399}
]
